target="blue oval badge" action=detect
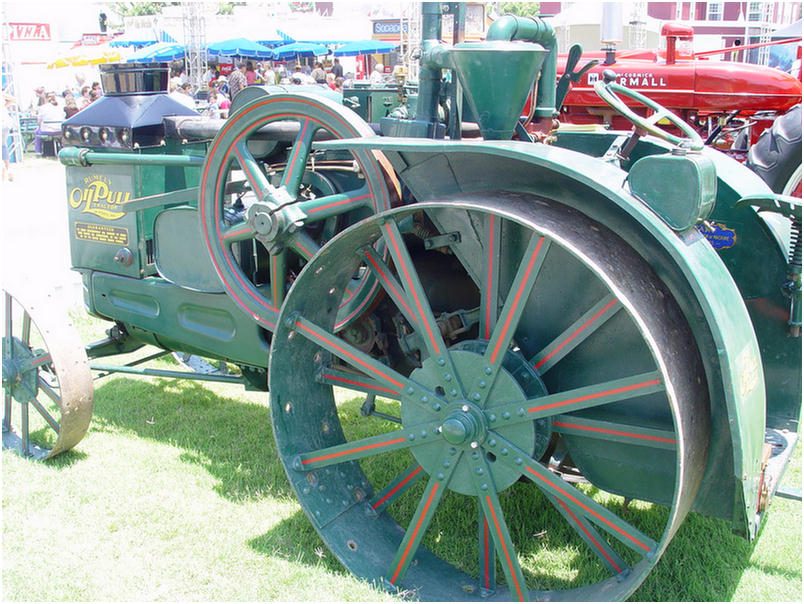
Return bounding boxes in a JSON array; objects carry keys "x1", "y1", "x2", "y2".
[{"x1": 697, "y1": 222, "x2": 737, "y2": 250}]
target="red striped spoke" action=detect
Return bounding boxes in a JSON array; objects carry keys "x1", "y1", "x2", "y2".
[
  {"x1": 552, "y1": 415, "x2": 676, "y2": 450},
  {"x1": 370, "y1": 463, "x2": 424, "y2": 514},
  {"x1": 37, "y1": 376, "x2": 63, "y2": 409},
  {"x1": 233, "y1": 140, "x2": 271, "y2": 200},
  {"x1": 478, "y1": 505, "x2": 496, "y2": 596},
  {"x1": 29, "y1": 352, "x2": 52, "y2": 370},
  {"x1": 270, "y1": 251, "x2": 287, "y2": 309},
  {"x1": 479, "y1": 213, "x2": 502, "y2": 341},
  {"x1": 380, "y1": 220, "x2": 461, "y2": 390},
  {"x1": 316, "y1": 366, "x2": 403, "y2": 400},
  {"x1": 523, "y1": 371, "x2": 664, "y2": 421},
  {"x1": 4, "y1": 293, "x2": 12, "y2": 339},
  {"x1": 289, "y1": 230, "x2": 319, "y2": 261},
  {"x1": 491, "y1": 434, "x2": 658, "y2": 556},
  {"x1": 21, "y1": 312, "x2": 31, "y2": 345},
  {"x1": 3, "y1": 391, "x2": 12, "y2": 431},
  {"x1": 290, "y1": 315, "x2": 411, "y2": 395},
  {"x1": 531, "y1": 296, "x2": 622, "y2": 375},
  {"x1": 547, "y1": 494, "x2": 626, "y2": 575},
  {"x1": 483, "y1": 234, "x2": 550, "y2": 388},
  {"x1": 387, "y1": 469, "x2": 453, "y2": 586},
  {"x1": 363, "y1": 247, "x2": 418, "y2": 329},
  {"x1": 469, "y1": 455, "x2": 528, "y2": 601},
  {"x1": 298, "y1": 424, "x2": 434, "y2": 469},
  {"x1": 29, "y1": 397, "x2": 60, "y2": 435},
  {"x1": 220, "y1": 220, "x2": 254, "y2": 244},
  {"x1": 281, "y1": 118, "x2": 317, "y2": 196},
  {"x1": 299, "y1": 185, "x2": 373, "y2": 221}
]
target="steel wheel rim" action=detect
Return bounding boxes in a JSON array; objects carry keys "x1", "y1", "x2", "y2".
[
  {"x1": 199, "y1": 92, "x2": 398, "y2": 331},
  {"x1": 2, "y1": 287, "x2": 93, "y2": 459},
  {"x1": 270, "y1": 196, "x2": 708, "y2": 600}
]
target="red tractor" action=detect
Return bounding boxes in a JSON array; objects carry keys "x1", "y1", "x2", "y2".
[{"x1": 548, "y1": 22, "x2": 802, "y2": 195}]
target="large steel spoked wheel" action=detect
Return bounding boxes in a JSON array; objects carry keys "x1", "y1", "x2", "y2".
[
  {"x1": 270, "y1": 194, "x2": 709, "y2": 600},
  {"x1": 200, "y1": 93, "x2": 398, "y2": 331},
  {"x1": 2, "y1": 287, "x2": 93, "y2": 459}
]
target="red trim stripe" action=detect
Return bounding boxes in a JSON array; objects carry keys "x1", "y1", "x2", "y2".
[
  {"x1": 390, "y1": 482, "x2": 440, "y2": 584},
  {"x1": 307, "y1": 192, "x2": 372, "y2": 213},
  {"x1": 372, "y1": 466, "x2": 423, "y2": 510},
  {"x1": 553, "y1": 421, "x2": 676, "y2": 444},
  {"x1": 295, "y1": 321, "x2": 404, "y2": 388},
  {"x1": 322, "y1": 373, "x2": 400, "y2": 396},
  {"x1": 486, "y1": 495, "x2": 524, "y2": 601},
  {"x1": 282, "y1": 119, "x2": 311, "y2": 187},
  {"x1": 233, "y1": 144, "x2": 265, "y2": 198},
  {"x1": 528, "y1": 378, "x2": 661, "y2": 414},
  {"x1": 302, "y1": 436, "x2": 406, "y2": 466},
  {"x1": 222, "y1": 226, "x2": 252, "y2": 241},
  {"x1": 31, "y1": 354, "x2": 52, "y2": 368},
  {"x1": 484, "y1": 216, "x2": 496, "y2": 340},
  {"x1": 483, "y1": 515, "x2": 491, "y2": 590},
  {"x1": 526, "y1": 466, "x2": 650, "y2": 552},
  {"x1": 384, "y1": 223, "x2": 441, "y2": 355},
  {"x1": 556, "y1": 499, "x2": 622, "y2": 573},
  {"x1": 489, "y1": 237, "x2": 544, "y2": 365},
  {"x1": 364, "y1": 251, "x2": 415, "y2": 321},
  {"x1": 533, "y1": 298, "x2": 618, "y2": 371}
]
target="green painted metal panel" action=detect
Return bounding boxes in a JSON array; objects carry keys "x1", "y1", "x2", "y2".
[{"x1": 314, "y1": 135, "x2": 769, "y2": 536}]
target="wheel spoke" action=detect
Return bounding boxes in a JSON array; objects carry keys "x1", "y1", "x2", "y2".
[
  {"x1": 482, "y1": 233, "x2": 550, "y2": 388},
  {"x1": 479, "y1": 213, "x2": 502, "y2": 341},
  {"x1": 4, "y1": 293, "x2": 12, "y2": 339},
  {"x1": 369, "y1": 463, "x2": 424, "y2": 514},
  {"x1": 289, "y1": 314, "x2": 414, "y2": 398},
  {"x1": 28, "y1": 351, "x2": 53, "y2": 370},
  {"x1": 37, "y1": 376, "x2": 63, "y2": 409},
  {"x1": 270, "y1": 251, "x2": 287, "y2": 309},
  {"x1": 490, "y1": 434, "x2": 658, "y2": 555},
  {"x1": 3, "y1": 391, "x2": 11, "y2": 431},
  {"x1": 289, "y1": 230, "x2": 319, "y2": 261},
  {"x1": 484, "y1": 371, "x2": 664, "y2": 428},
  {"x1": 29, "y1": 397, "x2": 60, "y2": 434},
  {"x1": 552, "y1": 414, "x2": 676, "y2": 450},
  {"x1": 315, "y1": 365, "x2": 403, "y2": 400},
  {"x1": 363, "y1": 247, "x2": 419, "y2": 329},
  {"x1": 299, "y1": 185, "x2": 374, "y2": 221},
  {"x1": 380, "y1": 220, "x2": 459, "y2": 385},
  {"x1": 295, "y1": 422, "x2": 437, "y2": 470},
  {"x1": 469, "y1": 451, "x2": 529, "y2": 600},
  {"x1": 478, "y1": 504, "x2": 497, "y2": 596},
  {"x1": 546, "y1": 494, "x2": 626, "y2": 575},
  {"x1": 233, "y1": 140, "x2": 272, "y2": 200},
  {"x1": 531, "y1": 296, "x2": 621, "y2": 374},
  {"x1": 20, "y1": 401, "x2": 29, "y2": 455},
  {"x1": 387, "y1": 463, "x2": 456, "y2": 587},
  {"x1": 281, "y1": 118, "x2": 317, "y2": 196},
  {"x1": 21, "y1": 312, "x2": 31, "y2": 345},
  {"x1": 220, "y1": 220, "x2": 255, "y2": 243}
]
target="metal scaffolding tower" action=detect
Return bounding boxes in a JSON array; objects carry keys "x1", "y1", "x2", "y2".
[
  {"x1": 182, "y1": 3, "x2": 207, "y2": 93},
  {"x1": 627, "y1": 2, "x2": 648, "y2": 50},
  {"x1": 400, "y1": 2, "x2": 421, "y2": 81},
  {"x1": 1, "y1": 8, "x2": 24, "y2": 164}
]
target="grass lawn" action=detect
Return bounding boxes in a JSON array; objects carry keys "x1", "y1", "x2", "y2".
[{"x1": 2, "y1": 311, "x2": 801, "y2": 601}]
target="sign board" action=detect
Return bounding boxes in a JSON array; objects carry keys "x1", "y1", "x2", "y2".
[{"x1": 8, "y1": 23, "x2": 52, "y2": 41}]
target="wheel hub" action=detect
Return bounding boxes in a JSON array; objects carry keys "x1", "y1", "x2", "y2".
[{"x1": 403, "y1": 343, "x2": 549, "y2": 496}]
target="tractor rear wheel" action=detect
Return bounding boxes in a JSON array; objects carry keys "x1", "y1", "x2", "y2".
[
  {"x1": 2, "y1": 286, "x2": 93, "y2": 459},
  {"x1": 747, "y1": 104, "x2": 802, "y2": 196},
  {"x1": 269, "y1": 194, "x2": 709, "y2": 600}
]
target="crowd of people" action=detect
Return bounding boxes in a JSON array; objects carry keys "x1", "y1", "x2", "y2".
[{"x1": 9, "y1": 56, "x2": 389, "y2": 163}]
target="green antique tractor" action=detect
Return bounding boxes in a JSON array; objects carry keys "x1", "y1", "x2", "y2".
[{"x1": 3, "y1": 3, "x2": 801, "y2": 600}]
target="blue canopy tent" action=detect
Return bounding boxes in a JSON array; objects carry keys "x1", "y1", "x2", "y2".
[
  {"x1": 206, "y1": 37, "x2": 274, "y2": 59},
  {"x1": 333, "y1": 40, "x2": 398, "y2": 57},
  {"x1": 126, "y1": 42, "x2": 186, "y2": 63},
  {"x1": 270, "y1": 42, "x2": 329, "y2": 61},
  {"x1": 110, "y1": 30, "x2": 158, "y2": 48}
]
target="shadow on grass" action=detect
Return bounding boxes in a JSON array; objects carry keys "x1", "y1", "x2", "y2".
[{"x1": 89, "y1": 376, "x2": 295, "y2": 502}]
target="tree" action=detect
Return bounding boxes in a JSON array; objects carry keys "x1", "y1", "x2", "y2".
[
  {"x1": 110, "y1": 2, "x2": 166, "y2": 17},
  {"x1": 498, "y1": 2, "x2": 542, "y2": 18}
]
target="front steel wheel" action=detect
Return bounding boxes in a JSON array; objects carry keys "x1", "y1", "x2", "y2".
[{"x1": 269, "y1": 194, "x2": 709, "y2": 600}]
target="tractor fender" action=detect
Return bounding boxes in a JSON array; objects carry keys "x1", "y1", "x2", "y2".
[{"x1": 317, "y1": 136, "x2": 765, "y2": 536}]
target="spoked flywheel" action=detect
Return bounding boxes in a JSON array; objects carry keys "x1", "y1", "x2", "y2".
[
  {"x1": 2, "y1": 286, "x2": 93, "y2": 459},
  {"x1": 270, "y1": 194, "x2": 709, "y2": 600},
  {"x1": 199, "y1": 93, "x2": 399, "y2": 331}
]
